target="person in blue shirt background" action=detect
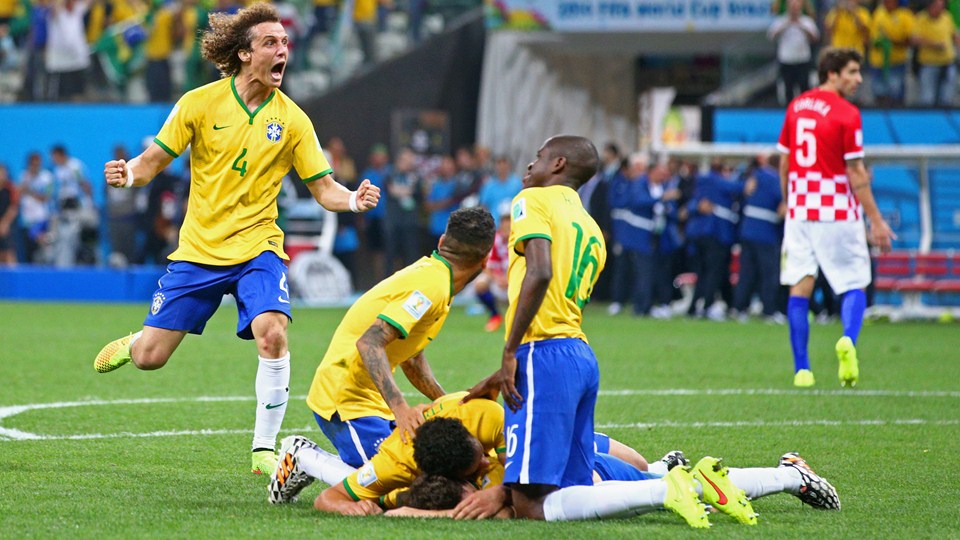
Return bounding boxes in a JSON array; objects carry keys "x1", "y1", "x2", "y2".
[
  {"x1": 477, "y1": 155, "x2": 522, "y2": 226},
  {"x1": 732, "y1": 154, "x2": 786, "y2": 322},
  {"x1": 359, "y1": 143, "x2": 391, "y2": 283},
  {"x1": 685, "y1": 161, "x2": 754, "y2": 320}
]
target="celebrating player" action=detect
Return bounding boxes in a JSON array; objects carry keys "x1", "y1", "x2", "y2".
[
  {"x1": 459, "y1": 135, "x2": 755, "y2": 527},
  {"x1": 306, "y1": 207, "x2": 495, "y2": 468},
  {"x1": 92, "y1": 2, "x2": 380, "y2": 475},
  {"x1": 776, "y1": 48, "x2": 895, "y2": 388}
]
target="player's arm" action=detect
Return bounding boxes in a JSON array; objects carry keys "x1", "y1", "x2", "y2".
[
  {"x1": 465, "y1": 237, "x2": 551, "y2": 411},
  {"x1": 400, "y1": 351, "x2": 446, "y2": 401},
  {"x1": 846, "y1": 158, "x2": 896, "y2": 252},
  {"x1": 356, "y1": 318, "x2": 423, "y2": 442},
  {"x1": 314, "y1": 483, "x2": 383, "y2": 516},
  {"x1": 778, "y1": 151, "x2": 790, "y2": 201},
  {"x1": 305, "y1": 173, "x2": 380, "y2": 213},
  {"x1": 104, "y1": 143, "x2": 174, "y2": 189}
]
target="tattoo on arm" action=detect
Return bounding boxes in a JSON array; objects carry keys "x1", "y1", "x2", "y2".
[
  {"x1": 401, "y1": 353, "x2": 445, "y2": 400},
  {"x1": 357, "y1": 320, "x2": 406, "y2": 410}
]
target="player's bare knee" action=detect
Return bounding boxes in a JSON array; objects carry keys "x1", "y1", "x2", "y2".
[
  {"x1": 132, "y1": 348, "x2": 170, "y2": 370},
  {"x1": 256, "y1": 326, "x2": 287, "y2": 358}
]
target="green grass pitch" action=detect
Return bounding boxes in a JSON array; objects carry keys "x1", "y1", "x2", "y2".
[{"x1": 2, "y1": 301, "x2": 958, "y2": 538}]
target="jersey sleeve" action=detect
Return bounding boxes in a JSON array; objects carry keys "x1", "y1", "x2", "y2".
[
  {"x1": 291, "y1": 111, "x2": 333, "y2": 183},
  {"x1": 843, "y1": 107, "x2": 865, "y2": 161},
  {"x1": 342, "y1": 454, "x2": 409, "y2": 502},
  {"x1": 509, "y1": 190, "x2": 552, "y2": 256},
  {"x1": 777, "y1": 111, "x2": 792, "y2": 155},
  {"x1": 377, "y1": 274, "x2": 447, "y2": 339},
  {"x1": 154, "y1": 96, "x2": 195, "y2": 158}
]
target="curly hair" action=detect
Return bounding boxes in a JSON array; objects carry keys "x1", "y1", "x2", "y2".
[
  {"x1": 440, "y1": 207, "x2": 495, "y2": 266},
  {"x1": 412, "y1": 417, "x2": 477, "y2": 478},
  {"x1": 201, "y1": 2, "x2": 281, "y2": 77},
  {"x1": 399, "y1": 475, "x2": 466, "y2": 510},
  {"x1": 817, "y1": 47, "x2": 862, "y2": 84}
]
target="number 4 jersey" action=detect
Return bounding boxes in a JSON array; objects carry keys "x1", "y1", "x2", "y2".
[
  {"x1": 154, "y1": 76, "x2": 333, "y2": 265},
  {"x1": 777, "y1": 88, "x2": 864, "y2": 222},
  {"x1": 506, "y1": 185, "x2": 606, "y2": 345}
]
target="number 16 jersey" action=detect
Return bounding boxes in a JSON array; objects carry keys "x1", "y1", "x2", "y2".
[
  {"x1": 777, "y1": 88, "x2": 864, "y2": 223},
  {"x1": 506, "y1": 185, "x2": 606, "y2": 345}
]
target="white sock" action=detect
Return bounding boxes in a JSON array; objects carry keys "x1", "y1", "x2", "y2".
[
  {"x1": 647, "y1": 460, "x2": 669, "y2": 477},
  {"x1": 727, "y1": 467, "x2": 802, "y2": 500},
  {"x1": 297, "y1": 446, "x2": 357, "y2": 485},
  {"x1": 542, "y1": 480, "x2": 667, "y2": 521},
  {"x1": 252, "y1": 352, "x2": 290, "y2": 451}
]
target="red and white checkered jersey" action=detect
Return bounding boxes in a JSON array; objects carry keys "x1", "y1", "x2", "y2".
[
  {"x1": 488, "y1": 231, "x2": 508, "y2": 277},
  {"x1": 777, "y1": 88, "x2": 864, "y2": 222}
]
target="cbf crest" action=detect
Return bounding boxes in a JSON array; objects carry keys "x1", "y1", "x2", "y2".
[
  {"x1": 265, "y1": 117, "x2": 285, "y2": 143},
  {"x1": 151, "y1": 292, "x2": 165, "y2": 315}
]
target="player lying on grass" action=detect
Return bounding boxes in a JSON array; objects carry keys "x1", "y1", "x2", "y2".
[
  {"x1": 272, "y1": 394, "x2": 828, "y2": 527},
  {"x1": 271, "y1": 393, "x2": 653, "y2": 506},
  {"x1": 305, "y1": 207, "x2": 496, "y2": 469},
  {"x1": 386, "y1": 448, "x2": 840, "y2": 520}
]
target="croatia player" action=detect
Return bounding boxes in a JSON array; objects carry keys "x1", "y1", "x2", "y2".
[
  {"x1": 462, "y1": 136, "x2": 754, "y2": 527},
  {"x1": 93, "y1": 3, "x2": 380, "y2": 474},
  {"x1": 777, "y1": 48, "x2": 895, "y2": 388}
]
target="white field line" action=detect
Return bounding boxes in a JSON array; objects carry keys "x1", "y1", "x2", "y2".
[{"x1": 1, "y1": 388, "x2": 957, "y2": 441}]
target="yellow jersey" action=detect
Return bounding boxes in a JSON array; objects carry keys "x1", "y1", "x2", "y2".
[
  {"x1": 307, "y1": 252, "x2": 455, "y2": 421},
  {"x1": 506, "y1": 185, "x2": 606, "y2": 344},
  {"x1": 154, "y1": 77, "x2": 333, "y2": 265},
  {"x1": 343, "y1": 393, "x2": 506, "y2": 505},
  {"x1": 915, "y1": 12, "x2": 957, "y2": 66},
  {"x1": 826, "y1": 6, "x2": 871, "y2": 55},
  {"x1": 869, "y1": 6, "x2": 915, "y2": 67},
  {"x1": 144, "y1": 6, "x2": 175, "y2": 61}
]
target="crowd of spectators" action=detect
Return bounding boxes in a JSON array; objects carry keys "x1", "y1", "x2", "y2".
[
  {"x1": 769, "y1": 0, "x2": 960, "y2": 106},
  {"x1": 0, "y1": 0, "x2": 473, "y2": 102},
  {"x1": 0, "y1": 141, "x2": 188, "y2": 268},
  {"x1": 580, "y1": 141, "x2": 850, "y2": 323}
]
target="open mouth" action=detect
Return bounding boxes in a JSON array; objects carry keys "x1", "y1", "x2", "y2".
[{"x1": 270, "y1": 61, "x2": 285, "y2": 81}]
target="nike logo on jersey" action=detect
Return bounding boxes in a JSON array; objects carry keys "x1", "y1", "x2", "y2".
[
  {"x1": 265, "y1": 401, "x2": 287, "y2": 410},
  {"x1": 698, "y1": 468, "x2": 728, "y2": 505},
  {"x1": 213, "y1": 124, "x2": 231, "y2": 130}
]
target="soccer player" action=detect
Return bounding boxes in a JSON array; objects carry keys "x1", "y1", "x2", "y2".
[
  {"x1": 386, "y1": 449, "x2": 839, "y2": 519},
  {"x1": 270, "y1": 393, "x2": 507, "y2": 514},
  {"x1": 306, "y1": 207, "x2": 495, "y2": 467},
  {"x1": 461, "y1": 135, "x2": 755, "y2": 527},
  {"x1": 92, "y1": 2, "x2": 381, "y2": 475},
  {"x1": 776, "y1": 48, "x2": 895, "y2": 388},
  {"x1": 473, "y1": 210, "x2": 510, "y2": 332}
]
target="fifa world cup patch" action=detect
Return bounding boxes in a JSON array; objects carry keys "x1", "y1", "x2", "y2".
[
  {"x1": 356, "y1": 462, "x2": 378, "y2": 487},
  {"x1": 512, "y1": 198, "x2": 527, "y2": 222},
  {"x1": 402, "y1": 290, "x2": 432, "y2": 320},
  {"x1": 151, "y1": 292, "x2": 165, "y2": 315}
]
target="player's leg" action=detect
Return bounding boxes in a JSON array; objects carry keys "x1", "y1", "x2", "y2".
[
  {"x1": 315, "y1": 412, "x2": 395, "y2": 468},
  {"x1": 235, "y1": 252, "x2": 295, "y2": 473},
  {"x1": 814, "y1": 220, "x2": 871, "y2": 387},
  {"x1": 93, "y1": 261, "x2": 226, "y2": 373},
  {"x1": 473, "y1": 273, "x2": 501, "y2": 331},
  {"x1": 781, "y1": 219, "x2": 818, "y2": 386}
]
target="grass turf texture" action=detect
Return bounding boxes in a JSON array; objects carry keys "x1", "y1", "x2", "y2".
[{"x1": 1, "y1": 301, "x2": 957, "y2": 538}]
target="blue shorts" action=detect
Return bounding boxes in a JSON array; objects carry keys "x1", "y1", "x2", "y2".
[
  {"x1": 144, "y1": 251, "x2": 292, "y2": 340},
  {"x1": 314, "y1": 412, "x2": 396, "y2": 468},
  {"x1": 593, "y1": 432, "x2": 610, "y2": 454},
  {"x1": 504, "y1": 337, "x2": 600, "y2": 488},
  {"x1": 593, "y1": 453, "x2": 660, "y2": 482}
]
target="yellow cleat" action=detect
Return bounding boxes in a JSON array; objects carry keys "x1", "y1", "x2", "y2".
[
  {"x1": 93, "y1": 334, "x2": 134, "y2": 373},
  {"x1": 836, "y1": 336, "x2": 859, "y2": 387},
  {"x1": 693, "y1": 456, "x2": 758, "y2": 526},
  {"x1": 663, "y1": 465, "x2": 711, "y2": 528},
  {"x1": 252, "y1": 449, "x2": 278, "y2": 475},
  {"x1": 793, "y1": 369, "x2": 815, "y2": 387}
]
